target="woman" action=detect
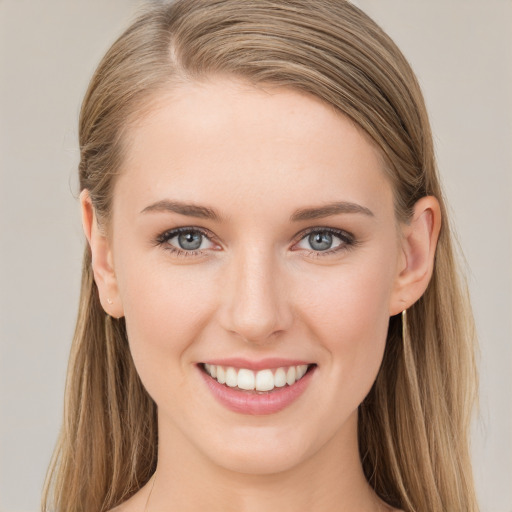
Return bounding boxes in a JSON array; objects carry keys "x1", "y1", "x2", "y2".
[{"x1": 42, "y1": 1, "x2": 479, "y2": 511}]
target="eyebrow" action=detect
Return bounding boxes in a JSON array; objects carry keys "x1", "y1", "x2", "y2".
[
  {"x1": 140, "y1": 199, "x2": 374, "y2": 222},
  {"x1": 140, "y1": 200, "x2": 220, "y2": 221},
  {"x1": 290, "y1": 201, "x2": 374, "y2": 221}
]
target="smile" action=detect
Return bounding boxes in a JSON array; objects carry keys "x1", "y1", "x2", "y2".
[
  {"x1": 203, "y1": 363, "x2": 310, "y2": 392},
  {"x1": 199, "y1": 361, "x2": 316, "y2": 415}
]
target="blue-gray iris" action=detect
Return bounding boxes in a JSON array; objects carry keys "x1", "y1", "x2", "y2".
[
  {"x1": 178, "y1": 232, "x2": 203, "y2": 250},
  {"x1": 309, "y1": 232, "x2": 332, "y2": 251}
]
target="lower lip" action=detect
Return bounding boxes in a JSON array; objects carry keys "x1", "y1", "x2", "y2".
[{"x1": 198, "y1": 365, "x2": 315, "y2": 415}]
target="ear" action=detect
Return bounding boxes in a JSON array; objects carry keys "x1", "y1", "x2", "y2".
[
  {"x1": 80, "y1": 189, "x2": 124, "y2": 318},
  {"x1": 389, "y1": 196, "x2": 442, "y2": 316}
]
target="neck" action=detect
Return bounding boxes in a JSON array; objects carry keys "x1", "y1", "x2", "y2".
[{"x1": 147, "y1": 410, "x2": 388, "y2": 512}]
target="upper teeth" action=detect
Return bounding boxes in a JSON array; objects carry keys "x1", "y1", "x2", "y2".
[{"x1": 204, "y1": 364, "x2": 309, "y2": 392}]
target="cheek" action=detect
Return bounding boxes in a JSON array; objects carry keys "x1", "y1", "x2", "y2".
[
  {"x1": 116, "y1": 255, "x2": 218, "y2": 389},
  {"x1": 297, "y1": 253, "x2": 396, "y2": 392}
]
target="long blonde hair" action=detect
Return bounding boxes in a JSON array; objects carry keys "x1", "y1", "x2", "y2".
[{"x1": 43, "y1": 1, "x2": 479, "y2": 511}]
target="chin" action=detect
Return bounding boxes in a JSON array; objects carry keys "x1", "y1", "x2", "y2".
[
  {"x1": 194, "y1": 411, "x2": 355, "y2": 477},
  {"x1": 207, "y1": 438, "x2": 313, "y2": 476}
]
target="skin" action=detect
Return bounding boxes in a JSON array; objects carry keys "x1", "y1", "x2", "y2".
[{"x1": 82, "y1": 78, "x2": 440, "y2": 512}]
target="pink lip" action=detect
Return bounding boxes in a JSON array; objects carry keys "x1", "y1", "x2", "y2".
[
  {"x1": 202, "y1": 357, "x2": 312, "y2": 371},
  {"x1": 198, "y1": 364, "x2": 316, "y2": 415}
]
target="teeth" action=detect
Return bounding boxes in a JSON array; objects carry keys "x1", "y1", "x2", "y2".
[
  {"x1": 225, "y1": 367, "x2": 238, "y2": 387},
  {"x1": 255, "y1": 369, "x2": 274, "y2": 391},
  {"x1": 237, "y1": 368, "x2": 255, "y2": 390},
  {"x1": 203, "y1": 363, "x2": 310, "y2": 391},
  {"x1": 286, "y1": 366, "x2": 296, "y2": 385},
  {"x1": 274, "y1": 367, "x2": 287, "y2": 388},
  {"x1": 216, "y1": 366, "x2": 226, "y2": 384}
]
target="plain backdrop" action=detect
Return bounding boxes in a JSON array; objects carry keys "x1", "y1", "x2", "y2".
[{"x1": 0, "y1": 1, "x2": 511, "y2": 511}]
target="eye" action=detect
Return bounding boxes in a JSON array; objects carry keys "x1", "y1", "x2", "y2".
[
  {"x1": 174, "y1": 231, "x2": 207, "y2": 250},
  {"x1": 294, "y1": 228, "x2": 354, "y2": 254},
  {"x1": 156, "y1": 227, "x2": 218, "y2": 254}
]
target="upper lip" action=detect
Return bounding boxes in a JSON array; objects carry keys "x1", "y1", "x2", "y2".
[{"x1": 200, "y1": 358, "x2": 314, "y2": 371}]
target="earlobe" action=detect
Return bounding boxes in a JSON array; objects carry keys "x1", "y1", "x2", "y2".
[
  {"x1": 389, "y1": 196, "x2": 441, "y2": 316},
  {"x1": 80, "y1": 190, "x2": 124, "y2": 318}
]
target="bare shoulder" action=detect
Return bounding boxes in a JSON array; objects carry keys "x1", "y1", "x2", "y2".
[
  {"x1": 107, "y1": 490, "x2": 146, "y2": 512},
  {"x1": 381, "y1": 503, "x2": 404, "y2": 512},
  {"x1": 107, "y1": 501, "x2": 134, "y2": 512},
  {"x1": 109, "y1": 501, "x2": 404, "y2": 512}
]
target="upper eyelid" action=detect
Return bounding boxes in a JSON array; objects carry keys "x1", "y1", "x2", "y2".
[
  {"x1": 155, "y1": 226, "x2": 354, "y2": 249},
  {"x1": 157, "y1": 226, "x2": 216, "y2": 241},
  {"x1": 153, "y1": 227, "x2": 217, "y2": 255},
  {"x1": 293, "y1": 226, "x2": 354, "y2": 242}
]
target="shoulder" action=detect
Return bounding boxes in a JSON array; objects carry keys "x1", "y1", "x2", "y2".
[
  {"x1": 107, "y1": 476, "x2": 155, "y2": 512},
  {"x1": 107, "y1": 494, "x2": 143, "y2": 512},
  {"x1": 107, "y1": 504, "x2": 132, "y2": 512}
]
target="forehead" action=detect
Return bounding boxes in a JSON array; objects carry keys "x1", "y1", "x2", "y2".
[{"x1": 115, "y1": 78, "x2": 393, "y2": 222}]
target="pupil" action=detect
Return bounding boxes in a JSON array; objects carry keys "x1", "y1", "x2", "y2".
[
  {"x1": 309, "y1": 232, "x2": 332, "y2": 251},
  {"x1": 178, "y1": 232, "x2": 202, "y2": 250}
]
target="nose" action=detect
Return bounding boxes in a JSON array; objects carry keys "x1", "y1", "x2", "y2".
[{"x1": 219, "y1": 247, "x2": 293, "y2": 344}]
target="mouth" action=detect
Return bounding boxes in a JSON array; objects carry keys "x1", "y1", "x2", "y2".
[
  {"x1": 200, "y1": 362, "x2": 314, "y2": 393},
  {"x1": 198, "y1": 361, "x2": 317, "y2": 415}
]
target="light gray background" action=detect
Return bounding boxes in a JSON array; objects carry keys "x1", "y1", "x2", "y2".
[{"x1": 0, "y1": 1, "x2": 510, "y2": 511}]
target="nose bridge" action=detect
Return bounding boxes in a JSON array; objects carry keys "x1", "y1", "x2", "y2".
[{"x1": 221, "y1": 244, "x2": 290, "y2": 343}]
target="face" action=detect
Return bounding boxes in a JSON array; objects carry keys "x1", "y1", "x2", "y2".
[{"x1": 106, "y1": 79, "x2": 406, "y2": 475}]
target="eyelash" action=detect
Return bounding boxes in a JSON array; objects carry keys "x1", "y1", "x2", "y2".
[
  {"x1": 154, "y1": 226, "x2": 217, "y2": 258},
  {"x1": 294, "y1": 227, "x2": 357, "y2": 258},
  {"x1": 154, "y1": 226, "x2": 357, "y2": 258}
]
